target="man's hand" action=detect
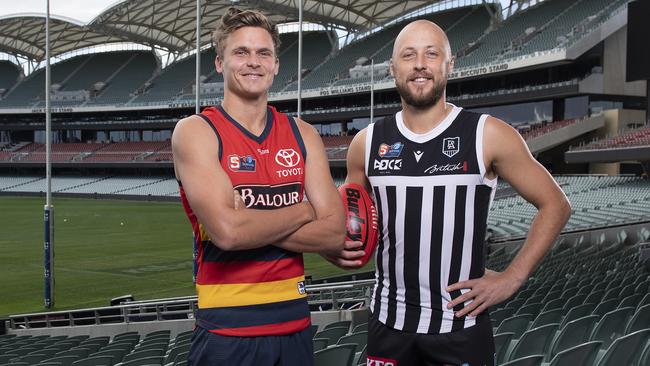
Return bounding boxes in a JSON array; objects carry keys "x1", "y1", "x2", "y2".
[
  {"x1": 322, "y1": 241, "x2": 366, "y2": 269},
  {"x1": 446, "y1": 269, "x2": 524, "y2": 318}
]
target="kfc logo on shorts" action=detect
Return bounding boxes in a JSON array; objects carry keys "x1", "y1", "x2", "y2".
[
  {"x1": 275, "y1": 148, "x2": 301, "y2": 168},
  {"x1": 367, "y1": 356, "x2": 397, "y2": 366}
]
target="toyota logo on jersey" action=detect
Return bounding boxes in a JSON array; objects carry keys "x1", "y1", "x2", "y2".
[{"x1": 275, "y1": 149, "x2": 301, "y2": 168}]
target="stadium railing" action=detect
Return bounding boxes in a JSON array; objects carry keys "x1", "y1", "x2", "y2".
[{"x1": 7, "y1": 279, "x2": 375, "y2": 330}]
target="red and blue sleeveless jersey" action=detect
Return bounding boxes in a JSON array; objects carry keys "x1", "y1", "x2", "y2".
[{"x1": 178, "y1": 105, "x2": 310, "y2": 337}]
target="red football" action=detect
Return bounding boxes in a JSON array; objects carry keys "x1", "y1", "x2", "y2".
[{"x1": 338, "y1": 183, "x2": 379, "y2": 266}]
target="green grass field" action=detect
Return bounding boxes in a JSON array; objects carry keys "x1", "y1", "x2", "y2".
[{"x1": 0, "y1": 196, "x2": 370, "y2": 317}]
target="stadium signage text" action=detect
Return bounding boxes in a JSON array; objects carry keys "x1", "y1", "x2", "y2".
[
  {"x1": 449, "y1": 63, "x2": 508, "y2": 79},
  {"x1": 319, "y1": 84, "x2": 371, "y2": 96},
  {"x1": 31, "y1": 107, "x2": 74, "y2": 113}
]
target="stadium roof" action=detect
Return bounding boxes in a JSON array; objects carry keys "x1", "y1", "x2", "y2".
[{"x1": 0, "y1": 0, "x2": 441, "y2": 61}]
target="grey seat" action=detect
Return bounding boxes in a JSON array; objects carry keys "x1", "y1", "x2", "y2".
[
  {"x1": 595, "y1": 328, "x2": 650, "y2": 366},
  {"x1": 336, "y1": 331, "x2": 367, "y2": 354},
  {"x1": 507, "y1": 323, "x2": 558, "y2": 362},
  {"x1": 494, "y1": 332, "x2": 515, "y2": 365},
  {"x1": 495, "y1": 314, "x2": 532, "y2": 340},
  {"x1": 530, "y1": 309, "x2": 563, "y2": 329},
  {"x1": 625, "y1": 303, "x2": 650, "y2": 334},
  {"x1": 314, "y1": 344, "x2": 356, "y2": 366},
  {"x1": 501, "y1": 355, "x2": 543, "y2": 366},
  {"x1": 548, "y1": 341, "x2": 602, "y2": 366},
  {"x1": 548, "y1": 315, "x2": 599, "y2": 361},
  {"x1": 590, "y1": 307, "x2": 635, "y2": 349}
]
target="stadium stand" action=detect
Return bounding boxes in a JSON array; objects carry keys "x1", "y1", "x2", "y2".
[
  {"x1": 130, "y1": 48, "x2": 217, "y2": 104},
  {"x1": 270, "y1": 31, "x2": 334, "y2": 92},
  {"x1": 489, "y1": 176, "x2": 650, "y2": 240},
  {"x1": 286, "y1": 6, "x2": 482, "y2": 91},
  {"x1": 88, "y1": 52, "x2": 158, "y2": 105},
  {"x1": 0, "y1": 61, "x2": 21, "y2": 97},
  {"x1": 571, "y1": 124, "x2": 650, "y2": 151}
]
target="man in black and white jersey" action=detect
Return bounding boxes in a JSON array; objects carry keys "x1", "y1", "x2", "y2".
[{"x1": 328, "y1": 20, "x2": 571, "y2": 365}]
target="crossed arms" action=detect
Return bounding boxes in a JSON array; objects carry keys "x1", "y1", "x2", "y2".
[{"x1": 172, "y1": 115, "x2": 345, "y2": 254}]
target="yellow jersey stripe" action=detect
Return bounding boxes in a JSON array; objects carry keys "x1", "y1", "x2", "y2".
[{"x1": 197, "y1": 275, "x2": 306, "y2": 308}]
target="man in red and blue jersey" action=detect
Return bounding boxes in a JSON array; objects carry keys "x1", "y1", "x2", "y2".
[{"x1": 172, "y1": 7, "x2": 347, "y2": 366}]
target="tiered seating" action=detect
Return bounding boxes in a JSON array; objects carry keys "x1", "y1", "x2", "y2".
[
  {"x1": 455, "y1": 0, "x2": 567, "y2": 68},
  {"x1": 489, "y1": 176, "x2": 650, "y2": 240},
  {"x1": 292, "y1": 8, "x2": 471, "y2": 91},
  {"x1": 0, "y1": 54, "x2": 91, "y2": 108},
  {"x1": 313, "y1": 320, "x2": 368, "y2": 365},
  {"x1": 84, "y1": 141, "x2": 169, "y2": 162},
  {"x1": 144, "y1": 143, "x2": 173, "y2": 162},
  {"x1": 19, "y1": 143, "x2": 106, "y2": 163},
  {"x1": 132, "y1": 48, "x2": 217, "y2": 104},
  {"x1": 0, "y1": 330, "x2": 192, "y2": 366},
  {"x1": 89, "y1": 52, "x2": 158, "y2": 105},
  {"x1": 572, "y1": 125, "x2": 650, "y2": 151},
  {"x1": 488, "y1": 237, "x2": 650, "y2": 365},
  {"x1": 271, "y1": 31, "x2": 333, "y2": 92},
  {"x1": 0, "y1": 61, "x2": 21, "y2": 95},
  {"x1": 519, "y1": 119, "x2": 578, "y2": 140},
  {"x1": 510, "y1": 0, "x2": 630, "y2": 58},
  {"x1": 61, "y1": 52, "x2": 134, "y2": 92}
]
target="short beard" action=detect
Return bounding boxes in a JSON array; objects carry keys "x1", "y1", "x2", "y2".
[{"x1": 395, "y1": 76, "x2": 446, "y2": 109}]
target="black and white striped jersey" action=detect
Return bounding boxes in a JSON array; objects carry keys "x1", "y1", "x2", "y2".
[{"x1": 365, "y1": 104, "x2": 497, "y2": 334}]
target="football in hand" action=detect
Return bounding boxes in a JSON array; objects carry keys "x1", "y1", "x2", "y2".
[{"x1": 338, "y1": 183, "x2": 379, "y2": 266}]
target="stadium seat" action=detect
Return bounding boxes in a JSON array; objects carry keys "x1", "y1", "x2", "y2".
[
  {"x1": 113, "y1": 332, "x2": 140, "y2": 342},
  {"x1": 530, "y1": 309, "x2": 563, "y2": 329},
  {"x1": 171, "y1": 351, "x2": 188, "y2": 365},
  {"x1": 548, "y1": 341, "x2": 602, "y2": 366},
  {"x1": 324, "y1": 320, "x2": 351, "y2": 331},
  {"x1": 163, "y1": 343, "x2": 190, "y2": 365},
  {"x1": 336, "y1": 331, "x2": 368, "y2": 354},
  {"x1": 542, "y1": 299, "x2": 564, "y2": 312},
  {"x1": 560, "y1": 303, "x2": 595, "y2": 329},
  {"x1": 516, "y1": 302, "x2": 543, "y2": 317},
  {"x1": 494, "y1": 332, "x2": 515, "y2": 365},
  {"x1": 71, "y1": 356, "x2": 115, "y2": 366},
  {"x1": 91, "y1": 348, "x2": 129, "y2": 363},
  {"x1": 56, "y1": 349, "x2": 91, "y2": 359},
  {"x1": 355, "y1": 344, "x2": 367, "y2": 365},
  {"x1": 44, "y1": 355, "x2": 82, "y2": 366},
  {"x1": 495, "y1": 314, "x2": 532, "y2": 340},
  {"x1": 594, "y1": 328, "x2": 650, "y2": 366},
  {"x1": 592, "y1": 299, "x2": 618, "y2": 317},
  {"x1": 314, "y1": 327, "x2": 349, "y2": 345},
  {"x1": 590, "y1": 307, "x2": 635, "y2": 348},
  {"x1": 638, "y1": 341, "x2": 650, "y2": 366},
  {"x1": 351, "y1": 323, "x2": 368, "y2": 333},
  {"x1": 625, "y1": 304, "x2": 650, "y2": 334},
  {"x1": 491, "y1": 307, "x2": 516, "y2": 328},
  {"x1": 314, "y1": 344, "x2": 356, "y2": 366},
  {"x1": 313, "y1": 338, "x2": 329, "y2": 352},
  {"x1": 507, "y1": 323, "x2": 558, "y2": 362},
  {"x1": 118, "y1": 355, "x2": 163, "y2": 366},
  {"x1": 548, "y1": 315, "x2": 599, "y2": 361},
  {"x1": 500, "y1": 354, "x2": 543, "y2": 366},
  {"x1": 122, "y1": 348, "x2": 165, "y2": 363}
]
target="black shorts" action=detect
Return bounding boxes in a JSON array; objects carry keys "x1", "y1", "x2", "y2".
[
  {"x1": 366, "y1": 310, "x2": 495, "y2": 366},
  {"x1": 187, "y1": 325, "x2": 314, "y2": 366}
]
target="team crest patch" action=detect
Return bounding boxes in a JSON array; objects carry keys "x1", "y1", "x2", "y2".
[
  {"x1": 228, "y1": 154, "x2": 256, "y2": 172},
  {"x1": 442, "y1": 137, "x2": 460, "y2": 158},
  {"x1": 297, "y1": 280, "x2": 306, "y2": 295},
  {"x1": 378, "y1": 142, "x2": 403, "y2": 158}
]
